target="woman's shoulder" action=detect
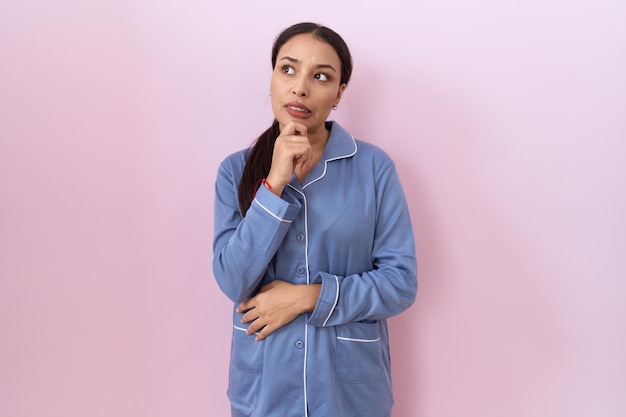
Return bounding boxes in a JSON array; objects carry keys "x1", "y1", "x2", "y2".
[
  {"x1": 330, "y1": 121, "x2": 394, "y2": 165},
  {"x1": 218, "y1": 147, "x2": 250, "y2": 173},
  {"x1": 352, "y1": 138, "x2": 396, "y2": 171},
  {"x1": 354, "y1": 138, "x2": 390, "y2": 156}
]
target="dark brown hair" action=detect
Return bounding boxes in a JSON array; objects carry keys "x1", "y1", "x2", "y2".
[{"x1": 237, "y1": 22, "x2": 353, "y2": 215}]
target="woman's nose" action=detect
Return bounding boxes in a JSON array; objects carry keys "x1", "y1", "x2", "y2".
[{"x1": 292, "y1": 79, "x2": 308, "y2": 97}]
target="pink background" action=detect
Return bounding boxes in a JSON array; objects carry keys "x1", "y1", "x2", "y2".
[{"x1": 1, "y1": 1, "x2": 625, "y2": 416}]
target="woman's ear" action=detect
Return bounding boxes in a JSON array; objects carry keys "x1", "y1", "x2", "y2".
[{"x1": 334, "y1": 83, "x2": 347, "y2": 107}]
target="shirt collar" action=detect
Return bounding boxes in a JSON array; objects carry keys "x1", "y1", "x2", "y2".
[
  {"x1": 291, "y1": 121, "x2": 358, "y2": 190},
  {"x1": 322, "y1": 121, "x2": 358, "y2": 162}
]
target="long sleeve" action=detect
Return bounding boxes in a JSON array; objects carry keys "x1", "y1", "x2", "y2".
[
  {"x1": 307, "y1": 160, "x2": 417, "y2": 327},
  {"x1": 212, "y1": 155, "x2": 302, "y2": 303}
]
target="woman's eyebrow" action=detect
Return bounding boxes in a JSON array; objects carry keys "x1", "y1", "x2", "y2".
[
  {"x1": 315, "y1": 63, "x2": 337, "y2": 73},
  {"x1": 280, "y1": 56, "x2": 299, "y2": 63},
  {"x1": 279, "y1": 56, "x2": 337, "y2": 73}
]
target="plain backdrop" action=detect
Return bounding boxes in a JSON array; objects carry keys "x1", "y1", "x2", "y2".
[{"x1": 1, "y1": 1, "x2": 625, "y2": 416}]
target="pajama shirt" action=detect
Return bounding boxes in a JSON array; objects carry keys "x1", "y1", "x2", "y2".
[{"x1": 213, "y1": 121, "x2": 417, "y2": 417}]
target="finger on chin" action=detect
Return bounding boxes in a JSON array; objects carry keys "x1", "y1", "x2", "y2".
[{"x1": 287, "y1": 121, "x2": 307, "y2": 136}]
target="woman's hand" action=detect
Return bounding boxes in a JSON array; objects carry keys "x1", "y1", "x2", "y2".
[
  {"x1": 237, "y1": 280, "x2": 321, "y2": 341},
  {"x1": 265, "y1": 121, "x2": 312, "y2": 195}
]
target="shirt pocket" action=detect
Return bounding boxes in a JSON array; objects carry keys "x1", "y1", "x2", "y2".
[
  {"x1": 231, "y1": 314, "x2": 265, "y2": 374},
  {"x1": 335, "y1": 321, "x2": 383, "y2": 383}
]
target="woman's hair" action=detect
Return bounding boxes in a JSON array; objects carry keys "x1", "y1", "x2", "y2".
[{"x1": 237, "y1": 22, "x2": 353, "y2": 215}]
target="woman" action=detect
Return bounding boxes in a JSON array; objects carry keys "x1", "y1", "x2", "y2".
[{"x1": 213, "y1": 22, "x2": 417, "y2": 417}]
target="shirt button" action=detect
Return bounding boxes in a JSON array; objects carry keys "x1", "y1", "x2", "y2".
[
  {"x1": 296, "y1": 266, "x2": 305, "y2": 274},
  {"x1": 296, "y1": 233, "x2": 305, "y2": 242},
  {"x1": 295, "y1": 339, "x2": 304, "y2": 349}
]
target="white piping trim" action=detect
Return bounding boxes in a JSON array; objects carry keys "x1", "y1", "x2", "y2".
[
  {"x1": 322, "y1": 275, "x2": 339, "y2": 327},
  {"x1": 337, "y1": 336, "x2": 381, "y2": 343},
  {"x1": 234, "y1": 325, "x2": 259, "y2": 335},
  {"x1": 303, "y1": 323, "x2": 309, "y2": 417},
  {"x1": 287, "y1": 184, "x2": 311, "y2": 417},
  {"x1": 302, "y1": 135, "x2": 357, "y2": 190},
  {"x1": 301, "y1": 193, "x2": 310, "y2": 284},
  {"x1": 303, "y1": 190, "x2": 310, "y2": 417},
  {"x1": 253, "y1": 199, "x2": 292, "y2": 223}
]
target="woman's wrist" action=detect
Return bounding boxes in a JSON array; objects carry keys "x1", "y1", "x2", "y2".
[
  {"x1": 264, "y1": 175, "x2": 285, "y2": 196},
  {"x1": 299, "y1": 284, "x2": 321, "y2": 313}
]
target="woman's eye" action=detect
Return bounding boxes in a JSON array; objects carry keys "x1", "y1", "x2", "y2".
[
  {"x1": 315, "y1": 73, "x2": 328, "y2": 81},
  {"x1": 282, "y1": 66, "x2": 295, "y2": 75}
]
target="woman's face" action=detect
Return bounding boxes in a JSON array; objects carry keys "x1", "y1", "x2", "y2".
[{"x1": 270, "y1": 33, "x2": 346, "y2": 137}]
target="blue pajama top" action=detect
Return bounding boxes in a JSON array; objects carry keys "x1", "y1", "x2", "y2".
[{"x1": 213, "y1": 121, "x2": 417, "y2": 417}]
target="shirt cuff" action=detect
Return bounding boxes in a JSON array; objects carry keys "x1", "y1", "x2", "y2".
[
  {"x1": 251, "y1": 182, "x2": 301, "y2": 222},
  {"x1": 307, "y1": 272, "x2": 340, "y2": 327}
]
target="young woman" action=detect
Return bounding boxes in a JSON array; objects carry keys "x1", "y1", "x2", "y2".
[{"x1": 213, "y1": 22, "x2": 417, "y2": 417}]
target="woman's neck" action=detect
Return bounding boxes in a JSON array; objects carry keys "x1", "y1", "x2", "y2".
[{"x1": 307, "y1": 124, "x2": 330, "y2": 152}]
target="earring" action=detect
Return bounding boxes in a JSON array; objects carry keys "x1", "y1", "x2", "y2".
[{"x1": 332, "y1": 105, "x2": 338, "y2": 111}]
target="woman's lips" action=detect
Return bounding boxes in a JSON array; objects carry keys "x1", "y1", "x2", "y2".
[{"x1": 285, "y1": 102, "x2": 312, "y2": 119}]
